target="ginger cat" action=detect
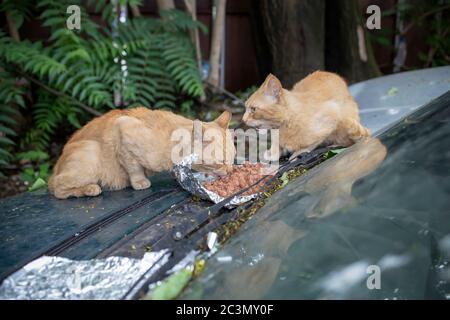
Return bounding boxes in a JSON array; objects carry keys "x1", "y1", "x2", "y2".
[
  {"x1": 243, "y1": 71, "x2": 370, "y2": 160},
  {"x1": 49, "y1": 108, "x2": 234, "y2": 199}
]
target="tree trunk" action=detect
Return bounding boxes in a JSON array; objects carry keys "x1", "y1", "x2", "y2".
[
  {"x1": 250, "y1": 0, "x2": 325, "y2": 88},
  {"x1": 207, "y1": 0, "x2": 227, "y2": 88},
  {"x1": 156, "y1": 0, "x2": 175, "y2": 12},
  {"x1": 325, "y1": 0, "x2": 381, "y2": 83}
]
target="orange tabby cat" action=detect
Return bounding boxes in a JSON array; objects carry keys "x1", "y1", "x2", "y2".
[
  {"x1": 49, "y1": 108, "x2": 234, "y2": 199},
  {"x1": 243, "y1": 71, "x2": 370, "y2": 160}
]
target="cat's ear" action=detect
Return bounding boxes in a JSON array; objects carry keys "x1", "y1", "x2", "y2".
[
  {"x1": 214, "y1": 111, "x2": 232, "y2": 128},
  {"x1": 262, "y1": 74, "x2": 282, "y2": 102}
]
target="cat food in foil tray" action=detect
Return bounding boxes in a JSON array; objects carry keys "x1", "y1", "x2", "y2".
[{"x1": 173, "y1": 154, "x2": 272, "y2": 209}]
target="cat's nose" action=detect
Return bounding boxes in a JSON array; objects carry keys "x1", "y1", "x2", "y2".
[{"x1": 242, "y1": 112, "x2": 249, "y2": 123}]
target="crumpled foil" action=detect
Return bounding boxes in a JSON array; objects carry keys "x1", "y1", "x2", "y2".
[
  {"x1": 173, "y1": 154, "x2": 259, "y2": 209},
  {"x1": 0, "y1": 250, "x2": 169, "y2": 300}
]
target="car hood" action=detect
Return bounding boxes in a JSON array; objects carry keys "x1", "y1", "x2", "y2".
[{"x1": 181, "y1": 90, "x2": 450, "y2": 299}]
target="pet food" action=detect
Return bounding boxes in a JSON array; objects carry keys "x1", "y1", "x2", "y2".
[{"x1": 203, "y1": 162, "x2": 271, "y2": 197}]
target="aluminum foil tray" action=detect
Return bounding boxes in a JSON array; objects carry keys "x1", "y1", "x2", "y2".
[
  {"x1": 0, "y1": 250, "x2": 169, "y2": 300},
  {"x1": 173, "y1": 154, "x2": 260, "y2": 209}
]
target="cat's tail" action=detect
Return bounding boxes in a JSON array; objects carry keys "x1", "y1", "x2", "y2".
[{"x1": 343, "y1": 118, "x2": 371, "y2": 143}]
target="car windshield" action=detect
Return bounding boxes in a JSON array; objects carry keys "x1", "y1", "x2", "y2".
[{"x1": 181, "y1": 91, "x2": 450, "y2": 300}]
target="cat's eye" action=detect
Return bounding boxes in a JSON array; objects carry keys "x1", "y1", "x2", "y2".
[{"x1": 250, "y1": 106, "x2": 256, "y2": 113}]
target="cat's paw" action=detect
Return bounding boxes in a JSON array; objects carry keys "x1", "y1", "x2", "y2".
[
  {"x1": 131, "y1": 178, "x2": 151, "y2": 190},
  {"x1": 84, "y1": 184, "x2": 102, "y2": 197}
]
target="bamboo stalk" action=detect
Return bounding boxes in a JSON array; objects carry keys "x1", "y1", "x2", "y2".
[
  {"x1": 207, "y1": 0, "x2": 227, "y2": 88},
  {"x1": 5, "y1": 11, "x2": 20, "y2": 42},
  {"x1": 183, "y1": 0, "x2": 202, "y2": 72},
  {"x1": 156, "y1": 0, "x2": 175, "y2": 12},
  {"x1": 130, "y1": 4, "x2": 141, "y2": 17}
]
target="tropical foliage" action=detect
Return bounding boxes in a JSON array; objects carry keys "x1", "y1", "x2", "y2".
[{"x1": 0, "y1": 0, "x2": 206, "y2": 177}]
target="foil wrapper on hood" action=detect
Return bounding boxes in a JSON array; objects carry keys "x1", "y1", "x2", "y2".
[
  {"x1": 0, "y1": 250, "x2": 169, "y2": 300},
  {"x1": 173, "y1": 154, "x2": 259, "y2": 209}
]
